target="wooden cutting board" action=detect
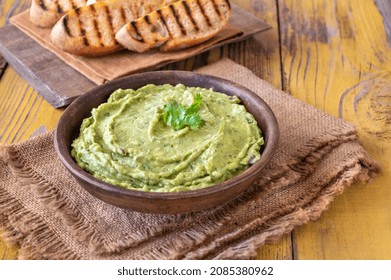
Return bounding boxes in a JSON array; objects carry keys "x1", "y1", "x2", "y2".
[
  {"x1": 0, "y1": 7, "x2": 270, "y2": 108},
  {"x1": 0, "y1": 25, "x2": 96, "y2": 108}
]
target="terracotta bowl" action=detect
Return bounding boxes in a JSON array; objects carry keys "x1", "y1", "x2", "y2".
[{"x1": 54, "y1": 71, "x2": 279, "y2": 214}]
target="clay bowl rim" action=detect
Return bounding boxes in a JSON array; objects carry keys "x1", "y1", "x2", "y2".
[{"x1": 54, "y1": 71, "x2": 279, "y2": 204}]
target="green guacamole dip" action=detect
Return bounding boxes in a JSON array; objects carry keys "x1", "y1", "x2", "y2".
[{"x1": 71, "y1": 84, "x2": 264, "y2": 192}]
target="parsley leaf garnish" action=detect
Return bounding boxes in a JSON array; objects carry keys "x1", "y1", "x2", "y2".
[{"x1": 163, "y1": 94, "x2": 203, "y2": 130}]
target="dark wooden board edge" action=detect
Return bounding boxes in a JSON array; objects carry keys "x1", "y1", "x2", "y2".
[
  {"x1": 0, "y1": 55, "x2": 6, "y2": 73},
  {"x1": 0, "y1": 25, "x2": 96, "y2": 108}
]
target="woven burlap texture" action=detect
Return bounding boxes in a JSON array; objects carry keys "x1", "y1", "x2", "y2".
[{"x1": 0, "y1": 59, "x2": 380, "y2": 259}]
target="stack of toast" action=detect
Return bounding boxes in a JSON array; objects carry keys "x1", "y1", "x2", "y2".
[{"x1": 30, "y1": 0, "x2": 231, "y2": 56}]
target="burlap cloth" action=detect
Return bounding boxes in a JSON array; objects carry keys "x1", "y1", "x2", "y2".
[{"x1": 0, "y1": 59, "x2": 380, "y2": 259}]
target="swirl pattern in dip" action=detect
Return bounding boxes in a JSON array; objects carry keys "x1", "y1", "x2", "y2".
[{"x1": 71, "y1": 84, "x2": 264, "y2": 192}]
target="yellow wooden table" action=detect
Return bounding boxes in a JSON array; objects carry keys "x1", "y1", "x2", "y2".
[{"x1": 1, "y1": 0, "x2": 390, "y2": 260}]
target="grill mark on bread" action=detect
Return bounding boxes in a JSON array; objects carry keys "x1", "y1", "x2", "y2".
[
  {"x1": 62, "y1": 14, "x2": 72, "y2": 37},
  {"x1": 55, "y1": 0, "x2": 63, "y2": 14},
  {"x1": 119, "y1": 6, "x2": 126, "y2": 24},
  {"x1": 211, "y1": 0, "x2": 221, "y2": 18},
  {"x1": 182, "y1": 0, "x2": 199, "y2": 31},
  {"x1": 169, "y1": 4, "x2": 186, "y2": 35},
  {"x1": 195, "y1": 0, "x2": 212, "y2": 27},
  {"x1": 83, "y1": 36, "x2": 89, "y2": 46},
  {"x1": 143, "y1": 14, "x2": 157, "y2": 35},
  {"x1": 104, "y1": 5, "x2": 115, "y2": 35},
  {"x1": 144, "y1": 14, "x2": 151, "y2": 25},
  {"x1": 156, "y1": 9, "x2": 171, "y2": 36},
  {"x1": 69, "y1": 0, "x2": 76, "y2": 9},
  {"x1": 93, "y1": 19, "x2": 103, "y2": 46},
  {"x1": 130, "y1": 21, "x2": 144, "y2": 42},
  {"x1": 74, "y1": 8, "x2": 89, "y2": 46},
  {"x1": 115, "y1": 0, "x2": 231, "y2": 53},
  {"x1": 142, "y1": 15, "x2": 158, "y2": 42},
  {"x1": 89, "y1": 4, "x2": 96, "y2": 13},
  {"x1": 39, "y1": 0, "x2": 47, "y2": 11},
  {"x1": 89, "y1": 4, "x2": 104, "y2": 47}
]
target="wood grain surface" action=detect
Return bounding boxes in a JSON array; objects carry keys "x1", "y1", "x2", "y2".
[
  {"x1": 0, "y1": 25, "x2": 97, "y2": 108},
  {"x1": 0, "y1": 0, "x2": 390, "y2": 260},
  {"x1": 279, "y1": 0, "x2": 391, "y2": 259}
]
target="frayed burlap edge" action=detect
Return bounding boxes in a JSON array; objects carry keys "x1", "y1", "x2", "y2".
[
  {"x1": 0, "y1": 145, "x2": 82, "y2": 259},
  {"x1": 175, "y1": 139, "x2": 381, "y2": 259},
  {"x1": 1, "y1": 139, "x2": 232, "y2": 257},
  {"x1": 201, "y1": 159, "x2": 379, "y2": 259},
  {"x1": 1, "y1": 140, "x2": 242, "y2": 259},
  {"x1": 0, "y1": 131, "x2": 381, "y2": 260},
  {"x1": 0, "y1": 142, "x2": 380, "y2": 259},
  {"x1": 0, "y1": 187, "x2": 80, "y2": 259}
]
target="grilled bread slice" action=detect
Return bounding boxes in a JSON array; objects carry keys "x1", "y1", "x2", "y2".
[
  {"x1": 115, "y1": 0, "x2": 231, "y2": 53},
  {"x1": 30, "y1": 0, "x2": 88, "y2": 28},
  {"x1": 50, "y1": 0, "x2": 177, "y2": 56}
]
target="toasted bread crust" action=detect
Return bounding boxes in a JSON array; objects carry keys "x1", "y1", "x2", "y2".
[
  {"x1": 116, "y1": 0, "x2": 231, "y2": 53},
  {"x1": 30, "y1": 0, "x2": 88, "y2": 28},
  {"x1": 50, "y1": 13, "x2": 123, "y2": 56},
  {"x1": 50, "y1": 0, "x2": 177, "y2": 56}
]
